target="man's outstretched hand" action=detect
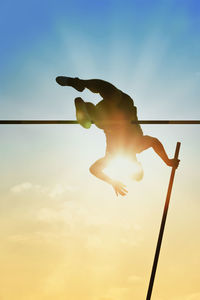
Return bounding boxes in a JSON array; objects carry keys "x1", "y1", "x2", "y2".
[{"x1": 111, "y1": 180, "x2": 128, "y2": 196}]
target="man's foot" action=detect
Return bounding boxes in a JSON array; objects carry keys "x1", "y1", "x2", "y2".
[
  {"x1": 75, "y1": 97, "x2": 92, "y2": 129},
  {"x1": 56, "y1": 76, "x2": 85, "y2": 92}
]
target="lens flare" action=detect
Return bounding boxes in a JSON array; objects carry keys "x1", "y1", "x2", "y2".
[{"x1": 104, "y1": 154, "x2": 143, "y2": 182}]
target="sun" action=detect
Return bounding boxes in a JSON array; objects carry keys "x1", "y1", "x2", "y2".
[{"x1": 104, "y1": 154, "x2": 143, "y2": 183}]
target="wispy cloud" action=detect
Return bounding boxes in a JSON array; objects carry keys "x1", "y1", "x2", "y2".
[
  {"x1": 10, "y1": 182, "x2": 76, "y2": 198},
  {"x1": 48, "y1": 183, "x2": 76, "y2": 198},
  {"x1": 10, "y1": 182, "x2": 33, "y2": 193}
]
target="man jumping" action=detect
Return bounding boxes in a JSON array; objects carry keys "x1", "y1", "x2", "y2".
[{"x1": 56, "y1": 76, "x2": 179, "y2": 196}]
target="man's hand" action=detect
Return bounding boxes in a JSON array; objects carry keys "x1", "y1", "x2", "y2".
[
  {"x1": 111, "y1": 180, "x2": 128, "y2": 196},
  {"x1": 167, "y1": 158, "x2": 180, "y2": 169}
]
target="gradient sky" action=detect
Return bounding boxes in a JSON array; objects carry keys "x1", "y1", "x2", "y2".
[{"x1": 0, "y1": 1, "x2": 200, "y2": 300}]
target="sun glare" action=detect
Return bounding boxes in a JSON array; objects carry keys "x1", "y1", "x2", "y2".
[{"x1": 104, "y1": 154, "x2": 143, "y2": 182}]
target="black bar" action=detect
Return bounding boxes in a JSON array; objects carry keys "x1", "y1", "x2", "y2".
[
  {"x1": 0, "y1": 120, "x2": 78, "y2": 124},
  {"x1": 0, "y1": 120, "x2": 199, "y2": 125},
  {"x1": 146, "y1": 142, "x2": 181, "y2": 300},
  {"x1": 133, "y1": 120, "x2": 200, "y2": 124}
]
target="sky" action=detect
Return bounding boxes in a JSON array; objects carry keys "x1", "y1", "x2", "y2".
[{"x1": 0, "y1": 0, "x2": 200, "y2": 299}]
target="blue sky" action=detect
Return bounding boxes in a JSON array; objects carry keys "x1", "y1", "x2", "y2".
[{"x1": 0, "y1": 0, "x2": 199, "y2": 119}]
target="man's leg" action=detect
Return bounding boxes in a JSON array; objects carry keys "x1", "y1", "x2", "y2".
[
  {"x1": 83, "y1": 79, "x2": 119, "y2": 98},
  {"x1": 56, "y1": 76, "x2": 85, "y2": 91},
  {"x1": 56, "y1": 76, "x2": 119, "y2": 98},
  {"x1": 137, "y1": 135, "x2": 179, "y2": 168}
]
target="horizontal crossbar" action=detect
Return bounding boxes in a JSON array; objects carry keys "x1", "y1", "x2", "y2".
[{"x1": 0, "y1": 120, "x2": 199, "y2": 125}]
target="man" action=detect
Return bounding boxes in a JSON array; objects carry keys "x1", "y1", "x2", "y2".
[{"x1": 56, "y1": 76, "x2": 179, "y2": 196}]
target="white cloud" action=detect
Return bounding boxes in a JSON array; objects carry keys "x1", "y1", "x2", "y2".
[
  {"x1": 48, "y1": 183, "x2": 76, "y2": 198},
  {"x1": 10, "y1": 182, "x2": 33, "y2": 193},
  {"x1": 10, "y1": 182, "x2": 76, "y2": 198}
]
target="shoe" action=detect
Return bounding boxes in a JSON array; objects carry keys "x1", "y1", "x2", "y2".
[
  {"x1": 56, "y1": 76, "x2": 85, "y2": 92},
  {"x1": 75, "y1": 97, "x2": 92, "y2": 129}
]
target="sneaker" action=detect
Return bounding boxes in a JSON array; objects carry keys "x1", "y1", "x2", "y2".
[
  {"x1": 56, "y1": 76, "x2": 85, "y2": 92},
  {"x1": 75, "y1": 97, "x2": 92, "y2": 129}
]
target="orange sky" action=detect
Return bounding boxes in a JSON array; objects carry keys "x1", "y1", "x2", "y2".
[{"x1": 0, "y1": 124, "x2": 199, "y2": 300}]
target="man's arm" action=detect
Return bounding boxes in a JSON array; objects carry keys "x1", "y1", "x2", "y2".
[
  {"x1": 89, "y1": 157, "x2": 128, "y2": 196},
  {"x1": 139, "y1": 136, "x2": 180, "y2": 168}
]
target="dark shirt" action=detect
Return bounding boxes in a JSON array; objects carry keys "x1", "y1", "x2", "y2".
[{"x1": 94, "y1": 92, "x2": 143, "y2": 135}]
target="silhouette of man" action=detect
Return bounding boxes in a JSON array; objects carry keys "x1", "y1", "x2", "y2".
[{"x1": 56, "y1": 76, "x2": 179, "y2": 196}]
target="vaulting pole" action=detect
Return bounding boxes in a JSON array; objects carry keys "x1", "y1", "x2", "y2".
[{"x1": 146, "y1": 142, "x2": 181, "y2": 300}]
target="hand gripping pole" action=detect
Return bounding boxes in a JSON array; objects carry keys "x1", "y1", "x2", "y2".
[{"x1": 146, "y1": 142, "x2": 181, "y2": 300}]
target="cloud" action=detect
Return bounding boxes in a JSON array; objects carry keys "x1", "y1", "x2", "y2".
[
  {"x1": 7, "y1": 231, "x2": 69, "y2": 245},
  {"x1": 10, "y1": 182, "x2": 76, "y2": 198},
  {"x1": 48, "y1": 183, "x2": 76, "y2": 198},
  {"x1": 10, "y1": 182, "x2": 33, "y2": 193}
]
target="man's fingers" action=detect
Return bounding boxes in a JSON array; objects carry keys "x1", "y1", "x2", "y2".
[
  {"x1": 175, "y1": 159, "x2": 180, "y2": 169},
  {"x1": 118, "y1": 183, "x2": 128, "y2": 193},
  {"x1": 112, "y1": 181, "x2": 128, "y2": 196},
  {"x1": 118, "y1": 188, "x2": 128, "y2": 196},
  {"x1": 121, "y1": 186, "x2": 128, "y2": 193},
  {"x1": 115, "y1": 187, "x2": 126, "y2": 196},
  {"x1": 119, "y1": 190, "x2": 126, "y2": 196}
]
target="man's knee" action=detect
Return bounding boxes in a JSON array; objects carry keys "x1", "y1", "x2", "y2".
[
  {"x1": 85, "y1": 102, "x2": 96, "y2": 121},
  {"x1": 74, "y1": 97, "x2": 84, "y2": 106},
  {"x1": 85, "y1": 79, "x2": 118, "y2": 98}
]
